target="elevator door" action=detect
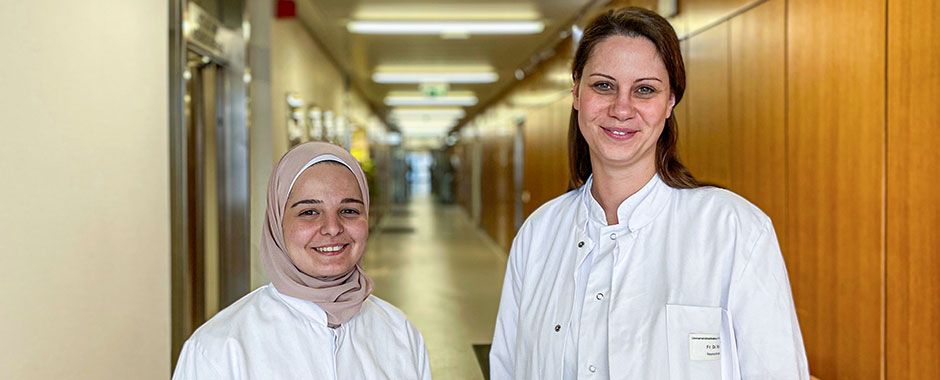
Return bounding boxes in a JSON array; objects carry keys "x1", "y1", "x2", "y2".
[{"x1": 183, "y1": 50, "x2": 223, "y2": 333}]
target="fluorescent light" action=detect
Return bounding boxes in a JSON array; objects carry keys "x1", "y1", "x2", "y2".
[
  {"x1": 400, "y1": 126, "x2": 454, "y2": 137},
  {"x1": 391, "y1": 115, "x2": 461, "y2": 124},
  {"x1": 353, "y1": 4, "x2": 540, "y2": 21},
  {"x1": 373, "y1": 72, "x2": 498, "y2": 84},
  {"x1": 390, "y1": 107, "x2": 466, "y2": 118},
  {"x1": 384, "y1": 92, "x2": 478, "y2": 107},
  {"x1": 347, "y1": 21, "x2": 544, "y2": 35},
  {"x1": 398, "y1": 121, "x2": 457, "y2": 130}
]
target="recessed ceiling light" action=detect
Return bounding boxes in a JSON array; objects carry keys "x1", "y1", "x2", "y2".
[
  {"x1": 390, "y1": 107, "x2": 466, "y2": 118},
  {"x1": 373, "y1": 71, "x2": 498, "y2": 84},
  {"x1": 384, "y1": 92, "x2": 478, "y2": 107},
  {"x1": 353, "y1": 4, "x2": 540, "y2": 21},
  {"x1": 347, "y1": 21, "x2": 544, "y2": 35}
]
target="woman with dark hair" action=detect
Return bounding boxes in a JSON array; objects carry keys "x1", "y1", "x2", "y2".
[
  {"x1": 490, "y1": 7, "x2": 808, "y2": 379},
  {"x1": 173, "y1": 142, "x2": 430, "y2": 379}
]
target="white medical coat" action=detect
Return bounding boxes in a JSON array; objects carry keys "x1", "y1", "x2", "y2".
[
  {"x1": 173, "y1": 284, "x2": 431, "y2": 380},
  {"x1": 491, "y1": 175, "x2": 809, "y2": 379}
]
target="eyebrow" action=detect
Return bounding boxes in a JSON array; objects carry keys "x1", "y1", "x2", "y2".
[
  {"x1": 289, "y1": 198, "x2": 365, "y2": 208},
  {"x1": 588, "y1": 73, "x2": 664, "y2": 83},
  {"x1": 290, "y1": 199, "x2": 322, "y2": 208}
]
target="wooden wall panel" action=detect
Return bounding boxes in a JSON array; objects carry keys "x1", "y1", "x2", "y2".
[
  {"x1": 679, "y1": 0, "x2": 756, "y2": 36},
  {"x1": 522, "y1": 98, "x2": 571, "y2": 218},
  {"x1": 887, "y1": 0, "x2": 940, "y2": 377},
  {"x1": 686, "y1": 22, "x2": 732, "y2": 187},
  {"x1": 787, "y1": 0, "x2": 886, "y2": 378},
  {"x1": 728, "y1": 0, "x2": 788, "y2": 255},
  {"x1": 479, "y1": 132, "x2": 515, "y2": 252}
]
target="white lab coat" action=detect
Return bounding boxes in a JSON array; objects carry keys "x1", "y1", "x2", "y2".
[
  {"x1": 173, "y1": 284, "x2": 431, "y2": 380},
  {"x1": 491, "y1": 175, "x2": 809, "y2": 379}
]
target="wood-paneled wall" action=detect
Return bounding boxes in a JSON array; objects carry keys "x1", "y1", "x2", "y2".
[
  {"x1": 728, "y1": 0, "x2": 787, "y2": 254},
  {"x1": 479, "y1": 131, "x2": 516, "y2": 251},
  {"x1": 788, "y1": 1, "x2": 886, "y2": 378},
  {"x1": 685, "y1": 21, "x2": 732, "y2": 187},
  {"x1": 522, "y1": 97, "x2": 571, "y2": 217},
  {"x1": 886, "y1": 0, "x2": 940, "y2": 378},
  {"x1": 455, "y1": 0, "x2": 939, "y2": 377}
]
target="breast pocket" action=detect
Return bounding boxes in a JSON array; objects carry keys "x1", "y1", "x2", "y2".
[{"x1": 665, "y1": 304, "x2": 723, "y2": 380}]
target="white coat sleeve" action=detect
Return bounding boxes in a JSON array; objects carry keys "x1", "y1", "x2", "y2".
[
  {"x1": 728, "y1": 223, "x2": 810, "y2": 379},
  {"x1": 489, "y1": 224, "x2": 528, "y2": 380},
  {"x1": 172, "y1": 339, "x2": 226, "y2": 380},
  {"x1": 407, "y1": 320, "x2": 433, "y2": 380}
]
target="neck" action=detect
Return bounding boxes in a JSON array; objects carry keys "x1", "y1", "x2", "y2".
[{"x1": 589, "y1": 159, "x2": 656, "y2": 225}]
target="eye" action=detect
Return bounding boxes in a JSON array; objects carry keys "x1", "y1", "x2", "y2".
[
  {"x1": 591, "y1": 81, "x2": 614, "y2": 92},
  {"x1": 635, "y1": 85, "x2": 656, "y2": 96},
  {"x1": 298, "y1": 209, "x2": 319, "y2": 217},
  {"x1": 340, "y1": 208, "x2": 361, "y2": 216}
]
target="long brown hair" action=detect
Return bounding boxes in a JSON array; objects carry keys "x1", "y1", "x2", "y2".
[{"x1": 568, "y1": 7, "x2": 701, "y2": 189}]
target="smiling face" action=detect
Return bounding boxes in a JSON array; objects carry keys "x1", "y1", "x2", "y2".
[
  {"x1": 281, "y1": 162, "x2": 368, "y2": 278},
  {"x1": 573, "y1": 35, "x2": 675, "y2": 176}
]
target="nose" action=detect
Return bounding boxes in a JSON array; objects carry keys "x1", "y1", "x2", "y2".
[
  {"x1": 608, "y1": 90, "x2": 635, "y2": 121},
  {"x1": 319, "y1": 214, "x2": 344, "y2": 236}
]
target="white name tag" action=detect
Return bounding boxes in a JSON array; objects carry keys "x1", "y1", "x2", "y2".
[{"x1": 689, "y1": 333, "x2": 720, "y2": 361}]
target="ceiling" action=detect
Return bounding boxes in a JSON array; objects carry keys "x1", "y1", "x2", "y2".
[{"x1": 295, "y1": 0, "x2": 596, "y2": 135}]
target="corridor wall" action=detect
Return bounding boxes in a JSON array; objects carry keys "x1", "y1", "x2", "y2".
[
  {"x1": 0, "y1": 1, "x2": 171, "y2": 379},
  {"x1": 455, "y1": 48, "x2": 574, "y2": 253},
  {"x1": 457, "y1": 0, "x2": 940, "y2": 378},
  {"x1": 885, "y1": 0, "x2": 940, "y2": 378}
]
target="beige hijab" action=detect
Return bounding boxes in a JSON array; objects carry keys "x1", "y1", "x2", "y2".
[{"x1": 261, "y1": 141, "x2": 374, "y2": 327}]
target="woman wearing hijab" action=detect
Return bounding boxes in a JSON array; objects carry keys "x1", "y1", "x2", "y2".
[
  {"x1": 490, "y1": 7, "x2": 808, "y2": 380},
  {"x1": 174, "y1": 142, "x2": 431, "y2": 379}
]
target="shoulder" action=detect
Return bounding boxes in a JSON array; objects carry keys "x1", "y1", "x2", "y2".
[
  {"x1": 519, "y1": 188, "x2": 581, "y2": 234},
  {"x1": 666, "y1": 186, "x2": 776, "y2": 246},
  {"x1": 185, "y1": 285, "x2": 288, "y2": 346},
  {"x1": 672, "y1": 186, "x2": 773, "y2": 229}
]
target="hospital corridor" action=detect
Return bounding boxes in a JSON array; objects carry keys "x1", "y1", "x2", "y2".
[{"x1": 1, "y1": 0, "x2": 939, "y2": 379}]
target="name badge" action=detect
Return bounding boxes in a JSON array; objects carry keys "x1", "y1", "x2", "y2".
[{"x1": 689, "y1": 333, "x2": 720, "y2": 361}]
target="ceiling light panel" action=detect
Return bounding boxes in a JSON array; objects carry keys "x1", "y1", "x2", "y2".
[
  {"x1": 347, "y1": 21, "x2": 544, "y2": 35},
  {"x1": 374, "y1": 65, "x2": 498, "y2": 84},
  {"x1": 384, "y1": 92, "x2": 478, "y2": 107},
  {"x1": 353, "y1": 3, "x2": 540, "y2": 21},
  {"x1": 390, "y1": 107, "x2": 466, "y2": 118},
  {"x1": 373, "y1": 72, "x2": 498, "y2": 84}
]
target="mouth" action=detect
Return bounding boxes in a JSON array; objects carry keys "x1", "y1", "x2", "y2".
[
  {"x1": 311, "y1": 243, "x2": 350, "y2": 256},
  {"x1": 601, "y1": 126, "x2": 639, "y2": 140}
]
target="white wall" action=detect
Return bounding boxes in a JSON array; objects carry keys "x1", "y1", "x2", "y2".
[
  {"x1": 0, "y1": 1, "x2": 170, "y2": 378},
  {"x1": 270, "y1": 19, "x2": 348, "y2": 158},
  {"x1": 248, "y1": 0, "x2": 274, "y2": 289}
]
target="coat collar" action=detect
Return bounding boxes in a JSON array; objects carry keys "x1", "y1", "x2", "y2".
[
  {"x1": 575, "y1": 173, "x2": 673, "y2": 236},
  {"x1": 269, "y1": 284, "x2": 331, "y2": 327}
]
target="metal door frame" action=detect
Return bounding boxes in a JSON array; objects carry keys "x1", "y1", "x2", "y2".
[{"x1": 169, "y1": 0, "x2": 250, "y2": 367}]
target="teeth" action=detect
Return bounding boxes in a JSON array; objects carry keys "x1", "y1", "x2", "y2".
[
  {"x1": 315, "y1": 245, "x2": 345, "y2": 253},
  {"x1": 611, "y1": 130, "x2": 627, "y2": 136}
]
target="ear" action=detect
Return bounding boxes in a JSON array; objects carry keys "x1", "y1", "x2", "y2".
[
  {"x1": 666, "y1": 92, "x2": 676, "y2": 118},
  {"x1": 572, "y1": 79, "x2": 581, "y2": 111}
]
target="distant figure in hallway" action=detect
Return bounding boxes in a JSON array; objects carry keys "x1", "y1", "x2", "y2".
[
  {"x1": 174, "y1": 142, "x2": 431, "y2": 379},
  {"x1": 490, "y1": 7, "x2": 808, "y2": 379}
]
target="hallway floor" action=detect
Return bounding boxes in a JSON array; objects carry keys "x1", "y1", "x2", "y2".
[{"x1": 363, "y1": 193, "x2": 507, "y2": 380}]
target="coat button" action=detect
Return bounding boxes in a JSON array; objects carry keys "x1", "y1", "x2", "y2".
[
  {"x1": 578, "y1": 241, "x2": 584, "y2": 248},
  {"x1": 554, "y1": 324, "x2": 561, "y2": 332},
  {"x1": 595, "y1": 292, "x2": 604, "y2": 301},
  {"x1": 609, "y1": 232, "x2": 617, "y2": 240},
  {"x1": 588, "y1": 365, "x2": 596, "y2": 373}
]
